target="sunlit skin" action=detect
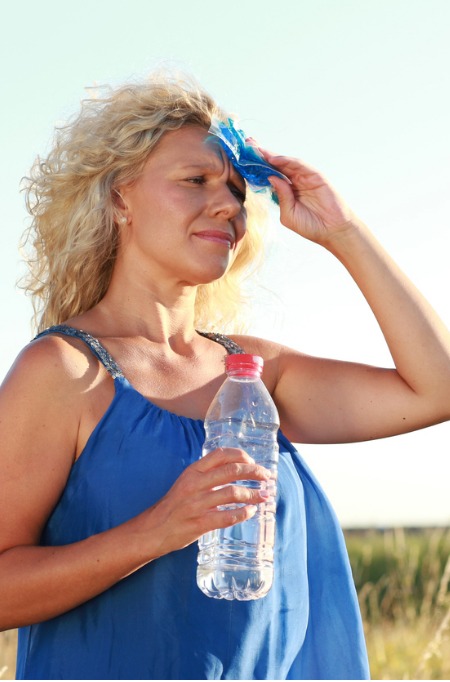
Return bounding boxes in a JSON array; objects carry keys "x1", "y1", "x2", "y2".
[
  {"x1": 0, "y1": 119, "x2": 449, "y2": 630},
  {"x1": 115, "y1": 126, "x2": 248, "y2": 292}
]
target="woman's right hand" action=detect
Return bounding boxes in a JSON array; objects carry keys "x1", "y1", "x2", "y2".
[
  {"x1": 144, "y1": 447, "x2": 272, "y2": 558},
  {"x1": 0, "y1": 337, "x2": 271, "y2": 628}
]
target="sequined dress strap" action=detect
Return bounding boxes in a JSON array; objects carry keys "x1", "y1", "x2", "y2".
[
  {"x1": 34, "y1": 326, "x2": 243, "y2": 376},
  {"x1": 34, "y1": 325, "x2": 124, "y2": 379},
  {"x1": 196, "y1": 331, "x2": 245, "y2": 354}
]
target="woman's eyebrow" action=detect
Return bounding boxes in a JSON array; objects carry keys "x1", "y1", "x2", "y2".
[
  {"x1": 177, "y1": 161, "x2": 246, "y2": 193},
  {"x1": 177, "y1": 164, "x2": 225, "y2": 177}
]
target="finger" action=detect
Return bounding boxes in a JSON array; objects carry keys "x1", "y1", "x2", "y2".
[
  {"x1": 199, "y1": 461, "x2": 272, "y2": 493},
  {"x1": 263, "y1": 150, "x2": 320, "y2": 176},
  {"x1": 268, "y1": 175, "x2": 296, "y2": 215},
  {"x1": 245, "y1": 136, "x2": 261, "y2": 149},
  {"x1": 204, "y1": 503, "x2": 259, "y2": 530},
  {"x1": 207, "y1": 483, "x2": 271, "y2": 510},
  {"x1": 196, "y1": 448, "x2": 272, "y2": 481},
  {"x1": 196, "y1": 447, "x2": 255, "y2": 472},
  {"x1": 244, "y1": 139, "x2": 275, "y2": 159},
  {"x1": 243, "y1": 140, "x2": 297, "y2": 177}
]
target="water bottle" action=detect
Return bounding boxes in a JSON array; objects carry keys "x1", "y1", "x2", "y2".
[{"x1": 197, "y1": 353, "x2": 279, "y2": 601}]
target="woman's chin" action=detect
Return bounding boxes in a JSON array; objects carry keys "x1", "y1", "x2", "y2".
[{"x1": 188, "y1": 258, "x2": 233, "y2": 285}]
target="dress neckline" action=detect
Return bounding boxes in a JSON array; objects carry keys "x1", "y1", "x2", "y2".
[
  {"x1": 33, "y1": 324, "x2": 245, "y2": 425},
  {"x1": 35, "y1": 324, "x2": 244, "y2": 378}
]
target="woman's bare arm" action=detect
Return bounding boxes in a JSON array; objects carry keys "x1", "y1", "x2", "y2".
[
  {"x1": 239, "y1": 151, "x2": 450, "y2": 444},
  {"x1": 0, "y1": 337, "x2": 270, "y2": 630}
]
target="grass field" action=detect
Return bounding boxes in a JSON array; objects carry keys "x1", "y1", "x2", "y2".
[
  {"x1": 345, "y1": 526, "x2": 450, "y2": 680},
  {"x1": 1, "y1": 527, "x2": 449, "y2": 679}
]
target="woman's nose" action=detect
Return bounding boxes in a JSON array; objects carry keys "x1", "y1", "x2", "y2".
[{"x1": 209, "y1": 184, "x2": 243, "y2": 220}]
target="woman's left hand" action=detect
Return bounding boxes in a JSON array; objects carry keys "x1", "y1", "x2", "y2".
[
  {"x1": 261, "y1": 148, "x2": 358, "y2": 246},
  {"x1": 253, "y1": 150, "x2": 450, "y2": 447}
]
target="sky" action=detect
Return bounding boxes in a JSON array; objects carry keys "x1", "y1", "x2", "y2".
[{"x1": 1, "y1": 0, "x2": 449, "y2": 527}]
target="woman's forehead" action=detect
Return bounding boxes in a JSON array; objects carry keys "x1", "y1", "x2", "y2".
[
  {"x1": 150, "y1": 126, "x2": 220, "y2": 162},
  {"x1": 148, "y1": 126, "x2": 245, "y2": 183}
]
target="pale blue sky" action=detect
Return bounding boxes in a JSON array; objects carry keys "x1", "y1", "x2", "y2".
[{"x1": 1, "y1": 0, "x2": 449, "y2": 526}]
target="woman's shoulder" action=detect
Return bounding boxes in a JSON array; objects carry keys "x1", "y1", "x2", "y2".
[
  {"x1": 228, "y1": 334, "x2": 294, "y2": 394},
  {"x1": 228, "y1": 334, "x2": 313, "y2": 391},
  {"x1": 2, "y1": 329, "x2": 100, "y2": 400},
  {"x1": 228, "y1": 333, "x2": 297, "y2": 359}
]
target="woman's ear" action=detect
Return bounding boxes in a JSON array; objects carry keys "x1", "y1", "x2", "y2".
[
  {"x1": 113, "y1": 188, "x2": 130, "y2": 226},
  {"x1": 113, "y1": 188, "x2": 127, "y2": 210}
]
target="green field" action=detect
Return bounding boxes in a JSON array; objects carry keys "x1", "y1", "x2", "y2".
[
  {"x1": 345, "y1": 527, "x2": 450, "y2": 679},
  {"x1": 1, "y1": 527, "x2": 449, "y2": 680}
]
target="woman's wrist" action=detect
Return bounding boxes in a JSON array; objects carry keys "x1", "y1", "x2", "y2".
[{"x1": 319, "y1": 217, "x2": 372, "y2": 260}]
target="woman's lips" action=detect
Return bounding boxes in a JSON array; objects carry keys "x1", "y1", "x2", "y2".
[{"x1": 193, "y1": 231, "x2": 234, "y2": 249}]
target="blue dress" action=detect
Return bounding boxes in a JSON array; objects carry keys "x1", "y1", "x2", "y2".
[{"x1": 16, "y1": 326, "x2": 370, "y2": 680}]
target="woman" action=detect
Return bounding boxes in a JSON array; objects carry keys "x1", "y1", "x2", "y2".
[{"x1": 1, "y1": 73, "x2": 449, "y2": 680}]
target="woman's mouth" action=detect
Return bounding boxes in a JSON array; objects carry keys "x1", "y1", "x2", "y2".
[{"x1": 193, "y1": 230, "x2": 234, "y2": 249}]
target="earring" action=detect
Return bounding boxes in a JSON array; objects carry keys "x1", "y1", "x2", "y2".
[{"x1": 118, "y1": 215, "x2": 127, "y2": 225}]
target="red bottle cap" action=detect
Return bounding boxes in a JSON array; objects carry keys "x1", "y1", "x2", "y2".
[{"x1": 225, "y1": 354, "x2": 264, "y2": 377}]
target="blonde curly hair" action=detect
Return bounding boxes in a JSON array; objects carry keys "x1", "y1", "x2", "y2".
[{"x1": 21, "y1": 72, "x2": 267, "y2": 333}]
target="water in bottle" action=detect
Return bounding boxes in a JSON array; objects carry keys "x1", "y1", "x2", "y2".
[{"x1": 197, "y1": 353, "x2": 279, "y2": 600}]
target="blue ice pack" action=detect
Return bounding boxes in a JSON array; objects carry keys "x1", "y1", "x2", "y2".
[{"x1": 208, "y1": 117, "x2": 288, "y2": 203}]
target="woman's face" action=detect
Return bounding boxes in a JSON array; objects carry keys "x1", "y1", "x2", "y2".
[{"x1": 117, "y1": 125, "x2": 247, "y2": 286}]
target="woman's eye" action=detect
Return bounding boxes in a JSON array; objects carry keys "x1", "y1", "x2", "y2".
[
  {"x1": 185, "y1": 177, "x2": 245, "y2": 204},
  {"x1": 230, "y1": 186, "x2": 246, "y2": 204},
  {"x1": 187, "y1": 176, "x2": 206, "y2": 185}
]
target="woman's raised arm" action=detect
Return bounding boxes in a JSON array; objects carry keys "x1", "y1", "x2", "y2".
[{"x1": 261, "y1": 153, "x2": 450, "y2": 444}]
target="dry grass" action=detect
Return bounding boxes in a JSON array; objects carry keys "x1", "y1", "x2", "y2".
[
  {"x1": 1, "y1": 527, "x2": 449, "y2": 679},
  {"x1": 0, "y1": 629, "x2": 17, "y2": 680},
  {"x1": 345, "y1": 526, "x2": 450, "y2": 680}
]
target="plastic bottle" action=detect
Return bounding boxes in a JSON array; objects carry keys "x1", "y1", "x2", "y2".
[{"x1": 196, "y1": 353, "x2": 279, "y2": 601}]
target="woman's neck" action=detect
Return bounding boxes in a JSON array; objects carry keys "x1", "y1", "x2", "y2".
[{"x1": 79, "y1": 265, "x2": 199, "y2": 348}]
